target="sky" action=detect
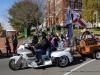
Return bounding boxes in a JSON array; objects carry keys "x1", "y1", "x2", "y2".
[
  {"x1": 0, "y1": 0, "x2": 45, "y2": 30},
  {"x1": 0, "y1": 0, "x2": 15, "y2": 30}
]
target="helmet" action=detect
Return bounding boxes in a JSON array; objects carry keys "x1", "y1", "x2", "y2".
[
  {"x1": 50, "y1": 32, "x2": 55, "y2": 36},
  {"x1": 39, "y1": 32, "x2": 46, "y2": 37}
]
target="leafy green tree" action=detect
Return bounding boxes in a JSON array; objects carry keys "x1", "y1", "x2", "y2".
[
  {"x1": 8, "y1": 0, "x2": 42, "y2": 31},
  {"x1": 0, "y1": 25, "x2": 3, "y2": 33},
  {"x1": 82, "y1": 0, "x2": 100, "y2": 23}
]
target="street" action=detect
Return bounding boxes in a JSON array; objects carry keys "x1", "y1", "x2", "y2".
[{"x1": 0, "y1": 54, "x2": 100, "y2": 75}]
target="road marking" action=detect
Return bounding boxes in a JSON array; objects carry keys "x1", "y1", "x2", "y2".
[{"x1": 63, "y1": 59, "x2": 95, "y2": 75}]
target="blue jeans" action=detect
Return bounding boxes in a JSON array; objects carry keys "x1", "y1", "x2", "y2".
[
  {"x1": 34, "y1": 48, "x2": 45, "y2": 62},
  {"x1": 46, "y1": 47, "x2": 50, "y2": 58}
]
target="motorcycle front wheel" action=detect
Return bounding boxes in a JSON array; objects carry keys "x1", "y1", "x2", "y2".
[{"x1": 9, "y1": 59, "x2": 22, "y2": 71}]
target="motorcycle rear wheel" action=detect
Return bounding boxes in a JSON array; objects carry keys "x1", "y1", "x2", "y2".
[{"x1": 9, "y1": 59, "x2": 22, "y2": 71}]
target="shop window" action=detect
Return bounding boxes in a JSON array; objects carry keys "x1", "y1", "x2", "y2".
[
  {"x1": 78, "y1": 2, "x2": 82, "y2": 10},
  {"x1": 70, "y1": 1, "x2": 74, "y2": 9}
]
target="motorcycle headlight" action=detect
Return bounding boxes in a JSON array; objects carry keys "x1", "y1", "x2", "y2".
[{"x1": 51, "y1": 56, "x2": 55, "y2": 60}]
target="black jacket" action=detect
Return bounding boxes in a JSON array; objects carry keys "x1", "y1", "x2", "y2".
[
  {"x1": 35, "y1": 37, "x2": 49, "y2": 50},
  {"x1": 32, "y1": 35, "x2": 38, "y2": 46}
]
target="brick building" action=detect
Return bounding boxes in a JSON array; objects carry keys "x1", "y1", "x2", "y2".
[{"x1": 44, "y1": 0, "x2": 82, "y2": 27}]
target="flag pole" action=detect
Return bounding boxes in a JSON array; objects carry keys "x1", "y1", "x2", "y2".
[
  {"x1": 66, "y1": 7, "x2": 75, "y2": 47},
  {"x1": 70, "y1": 9, "x2": 75, "y2": 46}
]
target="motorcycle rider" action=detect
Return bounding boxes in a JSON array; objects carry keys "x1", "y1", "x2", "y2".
[
  {"x1": 32, "y1": 31, "x2": 38, "y2": 46},
  {"x1": 34, "y1": 32, "x2": 49, "y2": 65}
]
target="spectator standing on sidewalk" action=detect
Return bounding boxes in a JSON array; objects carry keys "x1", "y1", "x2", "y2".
[
  {"x1": 12, "y1": 34, "x2": 18, "y2": 54},
  {"x1": 4, "y1": 36, "x2": 11, "y2": 56}
]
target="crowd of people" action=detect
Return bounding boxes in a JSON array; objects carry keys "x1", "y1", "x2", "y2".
[{"x1": 78, "y1": 28, "x2": 100, "y2": 42}]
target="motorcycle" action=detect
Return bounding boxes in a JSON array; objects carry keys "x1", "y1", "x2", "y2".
[{"x1": 9, "y1": 38, "x2": 73, "y2": 71}]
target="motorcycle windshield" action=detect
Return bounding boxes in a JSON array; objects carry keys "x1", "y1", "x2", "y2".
[{"x1": 22, "y1": 37, "x2": 30, "y2": 45}]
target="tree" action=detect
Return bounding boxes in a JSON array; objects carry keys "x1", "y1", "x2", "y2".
[
  {"x1": 8, "y1": 0, "x2": 42, "y2": 31},
  {"x1": 32, "y1": 0, "x2": 45, "y2": 30},
  {"x1": 82, "y1": 0, "x2": 100, "y2": 23},
  {"x1": 0, "y1": 23, "x2": 3, "y2": 33}
]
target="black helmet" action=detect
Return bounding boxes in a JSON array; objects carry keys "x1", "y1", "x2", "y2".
[
  {"x1": 50, "y1": 32, "x2": 55, "y2": 36},
  {"x1": 39, "y1": 32, "x2": 46, "y2": 37}
]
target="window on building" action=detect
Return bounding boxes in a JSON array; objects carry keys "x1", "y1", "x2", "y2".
[
  {"x1": 70, "y1": 1, "x2": 74, "y2": 9},
  {"x1": 78, "y1": 2, "x2": 82, "y2": 10}
]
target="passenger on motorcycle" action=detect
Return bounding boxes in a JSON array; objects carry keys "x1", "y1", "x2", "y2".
[
  {"x1": 34, "y1": 32, "x2": 49, "y2": 65},
  {"x1": 49, "y1": 32, "x2": 59, "y2": 51}
]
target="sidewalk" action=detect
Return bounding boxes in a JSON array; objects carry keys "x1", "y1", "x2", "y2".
[{"x1": 0, "y1": 38, "x2": 23, "y2": 54}]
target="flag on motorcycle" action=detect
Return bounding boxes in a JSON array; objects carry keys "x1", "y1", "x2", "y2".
[
  {"x1": 71, "y1": 10, "x2": 87, "y2": 27},
  {"x1": 78, "y1": 15, "x2": 87, "y2": 27},
  {"x1": 66, "y1": 9, "x2": 72, "y2": 25},
  {"x1": 71, "y1": 10, "x2": 79, "y2": 23},
  {"x1": 66, "y1": 9, "x2": 73, "y2": 38}
]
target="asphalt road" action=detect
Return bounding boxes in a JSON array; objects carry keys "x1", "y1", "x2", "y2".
[{"x1": 0, "y1": 54, "x2": 100, "y2": 75}]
